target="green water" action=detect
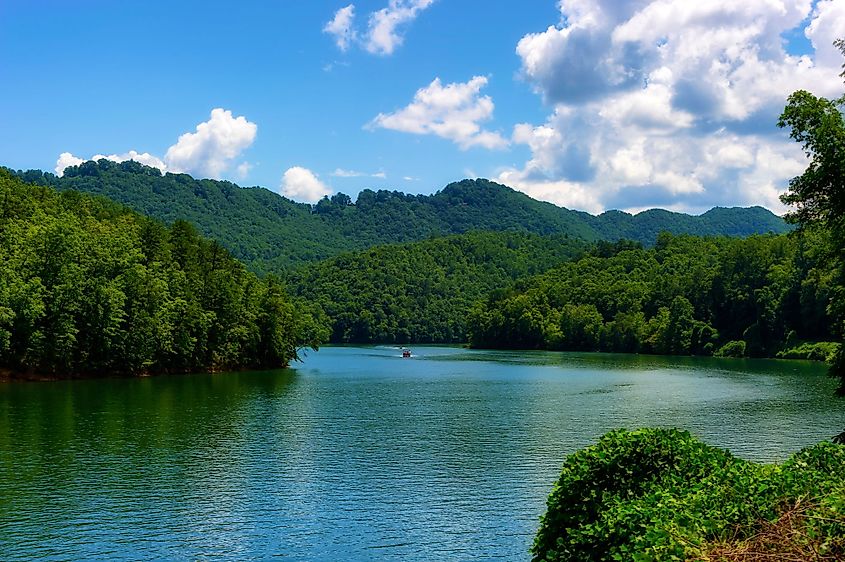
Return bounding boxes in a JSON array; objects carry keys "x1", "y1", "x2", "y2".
[{"x1": 0, "y1": 346, "x2": 842, "y2": 560}]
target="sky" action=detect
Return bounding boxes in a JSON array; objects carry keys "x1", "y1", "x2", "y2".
[{"x1": 1, "y1": 0, "x2": 844, "y2": 214}]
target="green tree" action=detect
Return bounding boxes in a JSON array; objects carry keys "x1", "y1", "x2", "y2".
[
  {"x1": 0, "y1": 170, "x2": 320, "y2": 378},
  {"x1": 778, "y1": 39, "x2": 845, "y2": 398}
]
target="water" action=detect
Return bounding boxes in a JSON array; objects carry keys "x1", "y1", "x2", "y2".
[{"x1": 0, "y1": 346, "x2": 842, "y2": 561}]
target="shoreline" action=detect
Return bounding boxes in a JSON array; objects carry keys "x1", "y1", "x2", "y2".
[
  {"x1": 0, "y1": 363, "x2": 292, "y2": 384},
  {"x1": 1, "y1": 345, "x2": 831, "y2": 383}
]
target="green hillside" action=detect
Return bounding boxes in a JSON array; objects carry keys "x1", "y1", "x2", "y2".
[
  {"x1": 13, "y1": 161, "x2": 790, "y2": 272},
  {"x1": 467, "y1": 232, "x2": 835, "y2": 359},
  {"x1": 286, "y1": 231, "x2": 585, "y2": 343},
  {"x1": 0, "y1": 170, "x2": 320, "y2": 378}
]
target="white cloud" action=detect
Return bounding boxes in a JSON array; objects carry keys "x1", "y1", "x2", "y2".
[
  {"x1": 324, "y1": 0, "x2": 434, "y2": 55},
  {"x1": 324, "y1": 4, "x2": 357, "y2": 51},
  {"x1": 55, "y1": 152, "x2": 83, "y2": 176},
  {"x1": 164, "y1": 108, "x2": 257, "y2": 178},
  {"x1": 806, "y1": 0, "x2": 845, "y2": 68},
  {"x1": 368, "y1": 76, "x2": 508, "y2": 150},
  {"x1": 332, "y1": 168, "x2": 386, "y2": 178},
  {"x1": 55, "y1": 108, "x2": 257, "y2": 180},
  {"x1": 497, "y1": 168, "x2": 605, "y2": 214},
  {"x1": 237, "y1": 161, "x2": 253, "y2": 179},
  {"x1": 279, "y1": 166, "x2": 333, "y2": 203},
  {"x1": 502, "y1": 0, "x2": 845, "y2": 213},
  {"x1": 55, "y1": 150, "x2": 166, "y2": 176},
  {"x1": 365, "y1": 0, "x2": 434, "y2": 55}
]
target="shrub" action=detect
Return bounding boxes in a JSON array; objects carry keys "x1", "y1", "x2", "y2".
[
  {"x1": 714, "y1": 340, "x2": 746, "y2": 358},
  {"x1": 776, "y1": 341, "x2": 840, "y2": 363},
  {"x1": 532, "y1": 428, "x2": 845, "y2": 562}
]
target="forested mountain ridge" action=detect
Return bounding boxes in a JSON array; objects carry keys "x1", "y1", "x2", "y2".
[
  {"x1": 0, "y1": 170, "x2": 322, "y2": 378},
  {"x1": 590, "y1": 206, "x2": 789, "y2": 242},
  {"x1": 13, "y1": 160, "x2": 790, "y2": 272},
  {"x1": 286, "y1": 231, "x2": 586, "y2": 343}
]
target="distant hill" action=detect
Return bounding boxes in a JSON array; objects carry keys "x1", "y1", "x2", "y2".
[
  {"x1": 12, "y1": 160, "x2": 790, "y2": 272},
  {"x1": 590, "y1": 206, "x2": 790, "y2": 242},
  {"x1": 287, "y1": 231, "x2": 586, "y2": 343}
]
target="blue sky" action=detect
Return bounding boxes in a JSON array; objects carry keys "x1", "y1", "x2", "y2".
[{"x1": 1, "y1": 0, "x2": 843, "y2": 213}]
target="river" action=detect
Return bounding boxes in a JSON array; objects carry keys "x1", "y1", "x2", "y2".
[{"x1": 1, "y1": 346, "x2": 842, "y2": 560}]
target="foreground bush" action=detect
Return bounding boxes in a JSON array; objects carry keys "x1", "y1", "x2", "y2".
[{"x1": 532, "y1": 428, "x2": 845, "y2": 561}]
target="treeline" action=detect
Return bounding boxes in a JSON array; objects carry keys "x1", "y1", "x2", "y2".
[
  {"x1": 468, "y1": 233, "x2": 836, "y2": 358},
  {"x1": 14, "y1": 161, "x2": 789, "y2": 272},
  {"x1": 0, "y1": 170, "x2": 322, "y2": 378},
  {"x1": 286, "y1": 231, "x2": 585, "y2": 343}
]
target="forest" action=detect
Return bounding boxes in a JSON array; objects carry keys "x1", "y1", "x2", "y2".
[
  {"x1": 466, "y1": 232, "x2": 838, "y2": 361},
  {"x1": 286, "y1": 231, "x2": 585, "y2": 343},
  {"x1": 13, "y1": 163, "x2": 789, "y2": 272},
  {"x1": 0, "y1": 170, "x2": 323, "y2": 379}
]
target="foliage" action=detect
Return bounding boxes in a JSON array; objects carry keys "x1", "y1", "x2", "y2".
[
  {"x1": 778, "y1": 90, "x2": 845, "y2": 229},
  {"x1": 0, "y1": 170, "x2": 322, "y2": 378},
  {"x1": 12, "y1": 161, "x2": 790, "y2": 273},
  {"x1": 286, "y1": 231, "x2": 585, "y2": 343},
  {"x1": 532, "y1": 428, "x2": 845, "y2": 562},
  {"x1": 714, "y1": 341, "x2": 747, "y2": 358},
  {"x1": 777, "y1": 41, "x2": 845, "y2": 395},
  {"x1": 468, "y1": 233, "x2": 834, "y2": 359},
  {"x1": 776, "y1": 341, "x2": 840, "y2": 362}
]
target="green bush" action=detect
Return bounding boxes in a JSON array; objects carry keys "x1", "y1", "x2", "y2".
[
  {"x1": 776, "y1": 341, "x2": 840, "y2": 362},
  {"x1": 532, "y1": 428, "x2": 845, "y2": 562},
  {"x1": 713, "y1": 340, "x2": 746, "y2": 358}
]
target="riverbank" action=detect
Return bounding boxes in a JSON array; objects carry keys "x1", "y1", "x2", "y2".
[
  {"x1": 0, "y1": 363, "x2": 292, "y2": 383},
  {"x1": 532, "y1": 428, "x2": 845, "y2": 561}
]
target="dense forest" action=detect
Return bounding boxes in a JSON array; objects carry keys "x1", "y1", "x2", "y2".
[
  {"x1": 13, "y1": 162, "x2": 789, "y2": 272},
  {"x1": 286, "y1": 231, "x2": 585, "y2": 343},
  {"x1": 4, "y1": 162, "x2": 832, "y2": 364},
  {"x1": 0, "y1": 170, "x2": 323, "y2": 378},
  {"x1": 467, "y1": 232, "x2": 837, "y2": 360}
]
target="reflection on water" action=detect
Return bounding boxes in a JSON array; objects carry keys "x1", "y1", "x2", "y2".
[{"x1": 0, "y1": 346, "x2": 842, "y2": 560}]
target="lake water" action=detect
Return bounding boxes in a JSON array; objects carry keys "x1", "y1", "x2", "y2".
[{"x1": 1, "y1": 346, "x2": 843, "y2": 561}]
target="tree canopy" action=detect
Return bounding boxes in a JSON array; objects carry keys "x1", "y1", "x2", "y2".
[
  {"x1": 0, "y1": 170, "x2": 323, "y2": 378},
  {"x1": 286, "y1": 231, "x2": 585, "y2": 343},
  {"x1": 467, "y1": 233, "x2": 836, "y2": 360},
  {"x1": 777, "y1": 38, "x2": 845, "y2": 396}
]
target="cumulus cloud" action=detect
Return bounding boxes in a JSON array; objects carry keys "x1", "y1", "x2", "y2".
[
  {"x1": 324, "y1": 0, "x2": 434, "y2": 55},
  {"x1": 55, "y1": 108, "x2": 256, "y2": 179},
  {"x1": 279, "y1": 166, "x2": 333, "y2": 203},
  {"x1": 368, "y1": 76, "x2": 508, "y2": 150},
  {"x1": 55, "y1": 152, "x2": 83, "y2": 176},
  {"x1": 324, "y1": 4, "x2": 357, "y2": 51},
  {"x1": 165, "y1": 108, "x2": 257, "y2": 178},
  {"x1": 502, "y1": 0, "x2": 845, "y2": 213},
  {"x1": 365, "y1": 0, "x2": 434, "y2": 55}
]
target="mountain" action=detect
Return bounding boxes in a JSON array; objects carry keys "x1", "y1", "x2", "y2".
[
  {"x1": 12, "y1": 160, "x2": 791, "y2": 272},
  {"x1": 590, "y1": 206, "x2": 790, "y2": 242}
]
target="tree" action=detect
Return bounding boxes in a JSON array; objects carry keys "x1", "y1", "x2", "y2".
[
  {"x1": 778, "y1": 39, "x2": 845, "y2": 440},
  {"x1": 779, "y1": 40, "x2": 845, "y2": 386}
]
